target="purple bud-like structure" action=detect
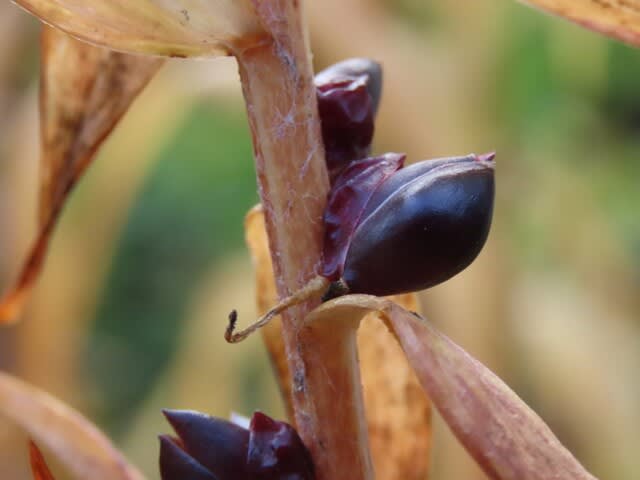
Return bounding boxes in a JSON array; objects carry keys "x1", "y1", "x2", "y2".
[
  {"x1": 162, "y1": 410, "x2": 250, "y2": 480},
  {"x1": 315, "y1": 58, "x2": 382, "y2": 114},
  {"x1": 247, "y1": 412, "x2": 314, "y2": 480},
  {"x1": 159, "y1": 410, "x2": 314, "y2": 480},
  {"x1": 322, "y1": 153, "x2": 495, "y2": 297},
  {"x1": 315, "y1": 59, "x2": 382, "y2": 182}
]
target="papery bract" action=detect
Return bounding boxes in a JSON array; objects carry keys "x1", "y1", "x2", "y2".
[
  {"x1": 304, "y1": 296, "x2": 598, "y2": 480},
  {"x1": 13, "y1": 0, "x2": 264, "y2": 57}
]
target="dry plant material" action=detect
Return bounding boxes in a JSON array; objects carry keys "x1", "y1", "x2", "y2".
[
  {"x1": 0, "y1": 372, "x2": 145, "y2": 480},
  {"x1": 0, "y1": 26, "x2": 162, "y2": 324},
  {"x1": 13, "y1": 0, "x2": 264, "y2": 57},
  {"x1": 29, "y1": 442, "x2": 56, "y2": 480},
  {"x1": 356, "y1": 296, "x2": 431, "y2": 480},
  {"x1": 305, "y1": 296, "x2": 598, "y2": 480},
  {"x1": 245, "y1": 206, "x2": 432, "y2": 480},
  {"x1": 521, "y1": 0, "x2": 640, "y2": 47}
]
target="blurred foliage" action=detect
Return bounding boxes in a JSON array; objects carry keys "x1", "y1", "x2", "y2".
[
  {"x1": 380, "y1": 0, "x2": 443, "y2": 33},
  {"x1": 83, "y1": 102, "x2": 257, "y2": 438},
  {"x1": 495, "y1": 4, "x2": 640, "y2": 276}
]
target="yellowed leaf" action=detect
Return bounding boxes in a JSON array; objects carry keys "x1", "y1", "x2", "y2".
[
  {"x1": 29, "y1": 441, "x2": 56, "y2": 480},
  {"x1": 0, "y1": 26, "x2": 162, "y2": 324},
  {"x1": 245, "y1": 206, "x2": 432, "y2": 480},
  {"x1": 13, "y1": 0, "x2": 264, "y2": 57},
  {"x1": 0, "y1": 372, "x2": 145, "y2": 480},
  {"x1": 522, "y1": 0, "x2": 640, "y2": 47},
  {"x1": 306, "y1": 295, "x2": 597, "y2": 480}
]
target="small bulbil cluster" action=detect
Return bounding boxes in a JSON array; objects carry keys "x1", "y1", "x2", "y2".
[
  {"x1": 160, "y1": 410, "x2": 314, "y2": 480},
  {"x1": 315, "y1": 59, "x2": 495, "y2": 298},
  {"x1": 315, "y1": 58, "x2": 381, "y2": 181}
]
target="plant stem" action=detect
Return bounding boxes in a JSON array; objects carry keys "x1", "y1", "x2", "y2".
[{"x1": 233, "y1": 2, "x2": 373, "y2": 479}]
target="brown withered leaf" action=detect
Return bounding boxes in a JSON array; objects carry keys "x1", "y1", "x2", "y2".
[
  {"x1": 0, "y1": 26, "x2": 163, "y2": 324},
  {"x1": 0, "y1": 372, "x2": 145, "y2": 480},
  {"x1": 521, "y1": 0, "x2": 640, "y2": 47},
  {"x1": 29, "y1": 441, "x2": 56, "y2": 480},
  {"x1": 13, "y1": 0, "x2": 263, "y2": 57},
  {"x1": 306, "y1": 296, "x2": 598, "y2": 480},
  {"x1": 245, "y1": 206, "x2": 432, "y2": 480}
]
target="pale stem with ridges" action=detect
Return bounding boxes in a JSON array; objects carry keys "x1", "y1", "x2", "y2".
[{"x1": 232, "y1": 1, "x2": 373, "y2": 479}]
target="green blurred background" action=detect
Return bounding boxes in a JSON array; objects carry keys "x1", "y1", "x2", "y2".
[{"x1": 0, "y1": 1, "x2": 639, "y2": 479}]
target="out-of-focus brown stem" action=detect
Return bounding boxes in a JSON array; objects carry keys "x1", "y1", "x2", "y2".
[{"x1": 232, "y1": 2, "x2": 373, "y2": 479}]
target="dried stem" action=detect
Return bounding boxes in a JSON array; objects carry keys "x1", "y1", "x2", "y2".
[{"x1": 231, "y1": 2, "x2": 373, "y2": 479}]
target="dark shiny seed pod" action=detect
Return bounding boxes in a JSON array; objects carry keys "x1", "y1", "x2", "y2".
[
  {"x1": 247, "y1": 412, "x2": 315, "y2": 480},
  {"x1": 162, "y1": 409, "x2": 249, "y2": 480},
  {"x1": 315, "y1": 58, "x2": 382, "y2": 114},
  {"x1": 322, "y1": 153, "x2": 495, "y2": 297},
  {"x1": 159, "y1": 410, "x2": 314, "y2": 480},
  {"x1": 159, "y1": 435, "x2": 219, "y2": 480},
  {"x1": 315, "y1": 59, "x2": 382, "y2": 182}
]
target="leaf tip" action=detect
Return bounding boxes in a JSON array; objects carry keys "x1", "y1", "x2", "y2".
[{"x1": 0, "y1": 289, "x2": 28, "y2": 325}]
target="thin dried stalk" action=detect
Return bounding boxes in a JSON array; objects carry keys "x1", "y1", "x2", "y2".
[{"x1": 233, "y1": 2, "x2": 372, "y2": 478}]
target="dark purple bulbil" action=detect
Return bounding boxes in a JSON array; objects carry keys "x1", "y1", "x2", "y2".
[
  {"x1": 315, "y1": 58, "x2": 382, "y2": 115},
  {"x1": 322, "y1": 153, "x2": 495, "y2": 297},
  {"x1": 315, "y1": 58, "x2": 382, "y2": 182},
  {"x1": 247, "y1": 412, "x2": 314, "y2": 480},
  {"x1": 322, "y1": 153, "x2": 405, "y2": 280},
  {"x1": 159, "y1": 410, "x2": 314, "y2": 480},
  {"x1": 315, "y1": 59, "x2": 496, "y2": 299}
]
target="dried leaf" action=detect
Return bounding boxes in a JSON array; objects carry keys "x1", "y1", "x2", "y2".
[
  {"x1": 0, "y1": 26, "x2": 162, "y2": 324},
  {"x1": 521, "y1": 0, "x2": 640, "y2": 47},
  {"x1": 306, "y1": 296, "x2": 597, "y2": 480},
  {"x1": 245, "y1": 206, "x2": 432, "y2": 480},
  {"x1": 29, "y1": 441, "x2": 56, "y2": 480},
  {"x1": 0, "y1": 372, "x2": 145, "y2": 480},
  {"x1": 13, "y1": 0, "x2": 264, "y2": 57}
]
